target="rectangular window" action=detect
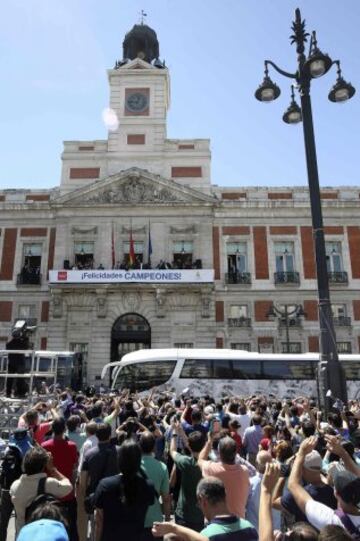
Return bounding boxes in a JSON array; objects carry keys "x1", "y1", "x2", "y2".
[
  {"x1": 123, "y1": 241, "x2": 144, "y2": 265},
  {"x1": 326, "y1": 242, "x2": 343, "y2": 272},
  {"x1": 231, "y1": 343, "x2": 251, "y2": 351},
  {"x1": 332, "y1": 304, "x2": 347, "y2": 318},
  {"x1": 337, "y1": 342, "x2": 352, "y2": 354},
  {"x1": 213, "y1": 359, "x2": 233, "y2": 379},
  {"x1": 262, "y1": 361, "x2": 315, "y2": 380},
  {"x1": 229, "y1": 305, "x2": 248, "y2": 318},
  {"x1": 281, "y1": 342, "x2": 302, "y2": 353},
  {"x1": 174, "y1": 343, "x2": 194, "y2": 348},
  {"x1": 227, "y1": 242, "x2": 247, "y2": 274},
  {"x1": 74, "y1": 241, "x2": 94, "y2": 269},
  {"x1": 275, "y1": 242, "x2": 295, "y2": 273},
  {"x1": 173, "y1": 241, "x2": 193, "y2": 269},
  {"x1": 18, "y1": 304, "x2": 35, "y2": 318},
  {"x1": 21, "y1": 243, "x2": 42, "y2": 284}
]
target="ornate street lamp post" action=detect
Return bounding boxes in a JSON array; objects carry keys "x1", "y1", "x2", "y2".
[
  {"x1": 267, "y1": 303, "x2": 306, "y2": 354},
  {"x1": 255, "y1": 9, "x2": 355, "y2": 405}
]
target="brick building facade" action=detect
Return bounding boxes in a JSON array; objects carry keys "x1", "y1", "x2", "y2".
[{"x1": 0, "y1": 24, "x2": 359, "y2": 384}]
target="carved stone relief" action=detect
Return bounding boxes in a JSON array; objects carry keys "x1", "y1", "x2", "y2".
[
  {"x1": 122, "y1": 291, "x2": 142, "y2": 312},
  {"x1": 51, "y1": 291, "x2": 63, "y2": 318},
  {"x1": 81, "y1": 177, "x2": 187, "y2": 204},
  {"x1": 155, "y1": 288, "x2": 166, "y2": 318}
]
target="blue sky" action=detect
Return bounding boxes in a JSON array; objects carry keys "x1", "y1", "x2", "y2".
[{"x1": 0, "y1": 0, "x2": 359, "y2": 189}]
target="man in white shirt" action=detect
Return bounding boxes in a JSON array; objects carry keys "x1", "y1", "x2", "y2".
[
  {"x1": 10, "y1": 447, "x2": 72, "y2": 532},
  {"x1": 77, "y1": 422, "x2": 98, "y2": 474},
  {"x1": 288, "y1": 435, "x2": 360, "y2": 535}
]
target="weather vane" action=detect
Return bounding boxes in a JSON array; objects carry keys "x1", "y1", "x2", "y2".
[{"x1": 139, "y1": 9, "x2": 147, "y2": 25}]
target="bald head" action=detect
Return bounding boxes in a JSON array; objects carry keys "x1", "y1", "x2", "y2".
[{"x1": 256, "y1": 451, "x2": 272, "y2": 473}]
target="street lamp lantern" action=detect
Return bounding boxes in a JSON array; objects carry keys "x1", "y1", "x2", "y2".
[
  {"x1": 304, "y1": 32, "x2": 333, "y2": 78},
  {"x1": 328, "y1": 61, "x2": 356, "y2": 103},
  {"x1": 283, "y1": 85, "x2": 302, "y2": 124},
  {"x1": 266, "y1": 303, "x2": 306, "y2": 353},
  {"x1": 255, "y1": 8, "x2": 355, "y2": 407},
  {"x1": 255, "y1": 64, "x2": 281, "y2": 102}
]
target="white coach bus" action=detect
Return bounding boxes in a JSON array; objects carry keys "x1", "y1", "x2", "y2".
[{"x1": 101, "y1": 349, "x2": 360, "y2": 400}]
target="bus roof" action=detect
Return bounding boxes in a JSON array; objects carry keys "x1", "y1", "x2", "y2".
[
  {"x1": 116, "y1": 348, "x2": 322, "y2": 365},
  {"x1": 100, "y1": 349, "x2": 359, "y2": 379}
]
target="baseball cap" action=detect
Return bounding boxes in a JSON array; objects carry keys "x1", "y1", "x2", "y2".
[
  {"x1": 204, "y1": 406, "x2": 214, "y2": 415},
  {"x1": 333, "y1": 469, "x2": 360, "y2": 506},
  {"x1": 17, "y1": 520, "x2": 68, "y2": 541},
  {"x1": 303, "y1": 450, "x2": 322, "y2": 471}
]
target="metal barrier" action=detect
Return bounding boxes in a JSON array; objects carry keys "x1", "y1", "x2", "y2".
[{"x1": 0, "y1": 350, "x2": 59, "y2": 440}]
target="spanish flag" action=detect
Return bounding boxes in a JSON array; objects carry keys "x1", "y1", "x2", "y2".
[{"x1": 129, "y1": 228, "x2": 135, "y2": 266}]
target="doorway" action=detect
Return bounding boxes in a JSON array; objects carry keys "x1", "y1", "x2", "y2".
[{"x1": 110, "y1": 313, "x2": 151, "y2": 365}]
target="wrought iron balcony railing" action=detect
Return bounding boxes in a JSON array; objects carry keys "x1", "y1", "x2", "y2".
[
  {"x1": 328, "y1": 271, "x2": 348, "y2": 284},
  {"x1": 17, "y1": 272, "x2": 42, "y2": 285},
  {"x1": 228, "y1": 317, "x2": 252, "y2": 328},
  {"x1": 333, "y1": 316, "x2": 352, "y2": 327},
  {"x1": 274, "y1": 271, "x2": 300, "y2": 284},
  {"x1": 225, "y1": 272, "x2": 251, "y2": 285},
  {"x1": 279, "y1": 317, "x2": 302, "y2": 327}
]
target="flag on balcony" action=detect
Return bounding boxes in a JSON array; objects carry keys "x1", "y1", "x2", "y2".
[
  {"x1": 148, "y1": 222, "x2": 152, "y2": 265},
  {"x1": 129, "y1": 227, "x2": 135, "y2": 266},
  {"x1": 111, "y1": 223, "x2": 115, "y2": 268}
]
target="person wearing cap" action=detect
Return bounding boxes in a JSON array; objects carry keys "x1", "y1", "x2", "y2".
[
  {"x1": 17, "y1": 519, "x2": 69, "y2": 541},
  {"x1": 277, "y1": 448, "x2": 337, "y2": 522},
  {"x1": 288, "y1": 436, "x2": 360, "y2": 534}
]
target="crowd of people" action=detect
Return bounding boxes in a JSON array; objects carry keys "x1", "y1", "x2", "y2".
[{"x1": 0, "y1": 387, "x2": 360, "y2": 541}]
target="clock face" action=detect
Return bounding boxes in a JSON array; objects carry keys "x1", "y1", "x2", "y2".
[{"x1": 125, "y1": 92, "x2": 149, "y2": 113}]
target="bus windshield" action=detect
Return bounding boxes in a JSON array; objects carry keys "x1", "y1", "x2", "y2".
[{"x1": 115, "y1": 360, "x2": 176, "y2": 391}]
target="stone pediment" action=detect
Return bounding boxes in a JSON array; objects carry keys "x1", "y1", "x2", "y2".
[{"x1": 52, "y1": 168, "x2": 216, "y2": 207}]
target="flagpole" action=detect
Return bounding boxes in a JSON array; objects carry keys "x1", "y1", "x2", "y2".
[
  {"x1": 148, "y1": 220, "x2": 152, "y2": 268},
  {"x1": 111, "y1": 222, "x2": 115, "y2": 269}
]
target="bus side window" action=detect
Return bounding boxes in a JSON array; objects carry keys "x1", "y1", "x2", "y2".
[
  {"x1": 180, "y1": 359, "x2": 213, "y2": 378},
  {"x1": 342, "y1": 361, "x2": 360, "y2": 380},
  {"x1": 262, "y1": 361, "x2": 315, "y2": 380},
  {"x1": 232, "y1": 360, "x2": 261, "y2": 379},
  {"x1": 213, "y1": 359, "x2": 232, "y2": 379}
]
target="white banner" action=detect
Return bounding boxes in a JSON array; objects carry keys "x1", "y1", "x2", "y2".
[{"x1": 49, "y1": 269, "x2": 214, "y2": 284}]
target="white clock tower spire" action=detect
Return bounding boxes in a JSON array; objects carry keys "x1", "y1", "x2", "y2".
[{"x1": 107, "y1": 22, "x2": 170, "y2": 172}]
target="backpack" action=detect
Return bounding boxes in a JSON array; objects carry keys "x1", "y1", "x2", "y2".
[
  {"x1": 0, "y1": 445, "x2": 24, "y2": 490},
  {"x1": 335, "y1": 509, "x2": 360, "y2": 541},
  {"x1": 25, "y1": 477, "x2": 59, "y2": 523}
]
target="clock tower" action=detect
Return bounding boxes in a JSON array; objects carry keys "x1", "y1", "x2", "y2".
[
  {"x1": 107, "y1": 23, "x2": 170, "y2": 173},
  {"x1": 60, "y1": 21, "x2": 211, "y2": 194}
]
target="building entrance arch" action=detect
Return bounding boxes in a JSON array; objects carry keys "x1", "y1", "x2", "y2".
[{"x1": 110, "y1": 313, "x2": 151, "y2": 364}]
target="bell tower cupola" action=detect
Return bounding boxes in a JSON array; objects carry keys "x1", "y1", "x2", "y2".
[{"x1": 123, "y1": 23, "x2": 160, "y2": 65}]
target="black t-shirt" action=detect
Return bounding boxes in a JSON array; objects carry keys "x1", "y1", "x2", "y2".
[
  {"x1": 82, "y1": 442, "x2": 119, "y2": 495},
  {"x1": 93, "y1": 473, "x2": 155, "y2": 541},
  {"x1": 281, "y1": 483, "x2": 337, "y2": 522}
]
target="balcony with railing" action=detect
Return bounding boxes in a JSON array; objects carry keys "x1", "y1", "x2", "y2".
[
  {"x1": 274, "y1": 271, "x2": 300, "y2": 285},
  {"x1": 279, "y1": 317, "x2": 302, "y2": 328},
  {"x1": 228, "y1": 317, "x2": 252, "y2": 328},
  {"x1": 333, "y1": 316, "x2": 351, "y2": 326},
  {"x1": 17, "y1": 272, "x2": 42, "y2": 286},
  {"x1": 328, "y1": 271, "x2": 348, "y2": 284},
  {"x1": 225, "y1": 272, "x2": 251, "y2": 285}
]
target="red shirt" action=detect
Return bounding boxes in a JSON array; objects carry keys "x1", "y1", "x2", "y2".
[{"x1": 42, "y1": 438, "x2": 78, "y2": 501}]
